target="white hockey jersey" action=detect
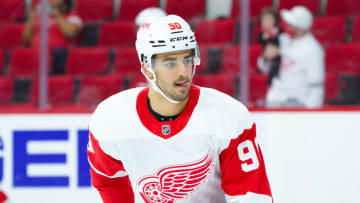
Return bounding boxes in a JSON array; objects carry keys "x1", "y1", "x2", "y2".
[{"x1": 87, "y1": 86, "x2": 272, "y2": 203}]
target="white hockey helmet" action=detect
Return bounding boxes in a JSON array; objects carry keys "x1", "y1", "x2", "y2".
[{"x1": 135, "y1": 14, "x2": 200, "y2": 103}]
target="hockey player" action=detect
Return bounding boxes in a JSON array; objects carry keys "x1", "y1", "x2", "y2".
[{"x1": 87, "y1": 15, "x2": 272, "y2": 203}]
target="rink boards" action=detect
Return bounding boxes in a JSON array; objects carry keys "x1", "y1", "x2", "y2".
[{"x1": 0, "y1": 110, "x2": 359, "y2": 203}]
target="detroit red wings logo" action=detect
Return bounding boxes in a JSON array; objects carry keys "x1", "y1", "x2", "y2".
[{"x1": 137, "y1": 151, "x2": 215, "y2": 203}]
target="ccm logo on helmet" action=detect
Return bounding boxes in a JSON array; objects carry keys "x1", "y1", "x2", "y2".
[
  {"x1": 170, "y1": 36, "x2": 188, "y2": 42},
  {"x1": 168, "y1": 23, "x2": 182, "y2": 30}
]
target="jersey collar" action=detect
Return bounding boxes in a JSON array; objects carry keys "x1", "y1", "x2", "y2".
[{"x1": 136, "y1": 85, "x2": 200, "y2": 139}]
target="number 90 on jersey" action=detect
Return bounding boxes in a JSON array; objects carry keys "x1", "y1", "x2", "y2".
[{"x1": 237, "y1": 139, "x2": 260, "y2": 172}]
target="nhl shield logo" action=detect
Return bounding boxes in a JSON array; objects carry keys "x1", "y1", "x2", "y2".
[{"x1": 161, "y1": 125, "x2": 171, "y2": 136}]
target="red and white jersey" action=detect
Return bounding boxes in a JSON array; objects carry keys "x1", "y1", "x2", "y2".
[{"x1": 87, "y1": 86, "x2": 272, "y2": 203}]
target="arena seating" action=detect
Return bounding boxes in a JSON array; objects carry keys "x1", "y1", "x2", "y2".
[
  {"x1": 0, "y1": 0, "x2": 25, "y2": 22},
  {"x1": 165, "y1": 0, "x2": 205, "y2": 21},
  {"x1": 118, "y1": 0, "x2": 158, "y2": 21},
  {"x1": 30, "y1": 76, "x2": 75, "y2": 104},
  {"x1": 0, "y1": 77, "x2": 13, "y2": 104},
  {"x1": 128, "y1": 74, "x2": 148, "y2": 88},
  {"x1": 9, "y1": 48, "x2": 43, "y2": 77},
  {"x1": 78, "y1": 75, "x2": 124, "y2": 109},
  {"x1": 325, "y1": 43, "x2": 360, "y2": 74},
  {"x1": 351, "y1": 17, "x2": 360, "y2": 42},
  {"x1": 98, "y1": 21, "x2": 136, "y2": 47},
  {"x1": 311, "y1": 17, "x2": 346, "y2": 46},
  {"x1": 325, "y1": 72, "x2": 339, "y2": 104},
  {"x1": 192, "y1": 74, "x2": 236, "y2": 96},
  {"x1": 65, "y1": 47, "x2": 110, "y2": 75},
  {"x1": 231, "y1": 0, "x2": 273, "y2": 19},
  {"x1": 249, "y1": 74, "x2": 268, "y2": 107},
  {"x1": 74, "y1": 0, "x2": 114, "y2": 22},
  {"x1": 0, "y1": 49, "x2": 3, "y2": 75},
  {"x1": 114, "y1": 47, "x2": 140, "y2": 76},
  {"x1": 0, "y1": 23, "x2": 25, "y2": 51},
  {"x1": 195, "y1": 18, "x2": 235, "y2": 45},
  {"x1": 197, "y1": 45, "x2": 208, "y2": 73},
  {"x1": 221, "y1": 45, "x2": 262, "y2": 75},
  {"x1": 325, "y1": 0, "x2": 360, "y2": 16}
]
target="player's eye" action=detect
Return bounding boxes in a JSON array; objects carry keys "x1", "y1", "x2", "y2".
[
  {"x1": 183, "y1": 58, "x2": 194, "y2": 66},
  {"x1": 164, "y1": 62, "x2": 177, "y2": 68}
]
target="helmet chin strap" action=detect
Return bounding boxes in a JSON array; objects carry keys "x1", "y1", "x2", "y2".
[{"x1": 141, "y1": 67, "x2": 180, "y2": 104}]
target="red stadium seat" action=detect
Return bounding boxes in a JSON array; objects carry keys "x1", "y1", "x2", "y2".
[
  {"x1": 231, "y1": 0, "x2": 273, "y2": 19},
  {"x1": 65, "y1": 47, "x2": 109, "y2": 75},
  {"x1": 9, "y1": 48, "x2": 49, "y2": 77},
  {"x1": 325, "y1": 43, "x2": 360, "y2": 74},
  {"x1": 249, "y1": 45, "x2": 262, "y2": 74},
  {"x1": 114, "y1": 47, "x2": 140, "y2": 76},
  {"x1": 351, "y1": 17, "x2": 360, "y2": 43},
  {"x1": 0, "y1": 0, "x2": 25, "y2": 22},
  {"x1": 251, "y1": 23, "x2": 261, "y2": 44},
  {"x1": 311, "y1": 17, "x2": 346, "y2": 46},
  {"x1": 221, "y1": 45, "x2": 240, "y2": 74},
  {"x1": 79, "y1": 75, "x2": 124, "y2": 109},
  {"x1": 98, "y1": 21, "x2": 136, "y2": 47},
  {"x1": 324, "y1": 72, "x2": 339, "y2": 104},
  {"x1": 0, "y1": 77, "x2": 13, "y2": 104},
  {"x1": 278, "y1": 0, "x2": 320, "y2": 15},
  {"x1": 30, "y1": 76, "x2": 74, "y2": 104},
  {"x1": 192, "y1": 74, "x2": 236, "y2": 96},
  {"x1": 0, "y1": 49, "x2": 3, "y2": 74},
  {"x1": 197, "y1": 45, "x2": 207, "y2": 73},
  {"x1": 166, "y1": 0, "x2": 205, "y2": 21},
  {"x1": 128, "y1": 75, "x2": 148, "y2": 88},
  {"x1": 325, "y1": 0, "x2": 360, "y2": 16},
  {"x1": 249, "y1": 74, "x2": 268, "y2": 107},
  {"x1": 0, "y1": 23, "x2": 24, "y2": 51},
  {"x1": 195, "y1": 19, "x2": 235, "y2": 46},
  {"x1": 118, "y1": 0, "x2": 158, "y2": 21},
  {"x1": 221, "y1": 45, "x2": 262, "y2": 74},
  {"x1": 74, "y1": 0, "x2": 113, "y2": 22}
]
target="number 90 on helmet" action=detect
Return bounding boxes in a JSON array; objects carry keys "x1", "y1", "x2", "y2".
[{"x1": 135, "y1": 14, "x2": 200, "y2": 73}]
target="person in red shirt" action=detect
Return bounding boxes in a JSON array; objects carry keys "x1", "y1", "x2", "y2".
[{"x1": 22, "y1": 0, "x2": 83, "y2": 49}]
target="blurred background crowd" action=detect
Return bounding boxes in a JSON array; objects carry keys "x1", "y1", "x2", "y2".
[{"x1": 0, "y1": 0, "x2": 359, "y2": 111}]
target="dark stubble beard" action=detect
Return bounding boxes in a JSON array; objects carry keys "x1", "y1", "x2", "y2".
[{"x1": 157, "y1": 76, "x2": 192, "y2": 102}]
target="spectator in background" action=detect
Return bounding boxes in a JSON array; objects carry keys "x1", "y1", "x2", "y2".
[
  {"x1": 135, "y1": 7, "x2": 167, "y2": 27},
  {"x1": 258, "y1": 6, "x2": 324, "y2": 108},
  {"x1": 257, "y1": 7, "x2": 282, "y2": 86},
  {"x1": 22, "y1": 0, "x2": 83, "y2": 74},
  {"x1": 22, "y1": 0, "x2": 83, "y2": 49}
]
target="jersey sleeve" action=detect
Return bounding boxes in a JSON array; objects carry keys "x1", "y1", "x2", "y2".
[
  {"x1": 219, "y1": 123, "x2": 273, "y2": 203},
  {"x1": 87, "y1": 131, "x2": 134, "y2": 203}
]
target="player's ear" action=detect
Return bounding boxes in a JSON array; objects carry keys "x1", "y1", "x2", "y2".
[{"x1": 141, "y1": 63, "x2": 154, "y2": 80}]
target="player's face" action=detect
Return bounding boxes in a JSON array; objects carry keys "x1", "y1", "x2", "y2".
[{"x1": 153, "y1": 50, "x2": 194, "y2": 102}]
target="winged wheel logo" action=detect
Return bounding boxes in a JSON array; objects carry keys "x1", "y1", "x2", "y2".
[{"x1": 137, "y1": 151, "x2": 215, "y2": 203}]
